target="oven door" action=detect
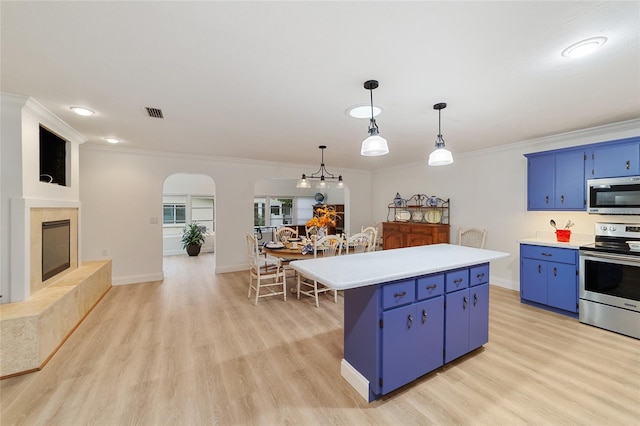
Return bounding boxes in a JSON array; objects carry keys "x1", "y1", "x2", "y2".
[
  {"x1": 587, "y1": 177, "x2": 640, "y2": 215},
  {"x1": 579, "y1": 250, "x2": 640, "y2": 313}
]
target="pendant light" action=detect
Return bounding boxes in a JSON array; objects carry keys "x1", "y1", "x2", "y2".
[
  {"x1": 296, "y1": 145, "x2": 344, "y2": 189},
  {"x1": 428, "y1": 102, "x2": 454, "y2": 166},
  {"x1": 360, "y1": 80, "x2": 389, "y2": 156}
]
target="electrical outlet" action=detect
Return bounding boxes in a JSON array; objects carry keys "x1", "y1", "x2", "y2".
[{"x1": 102, "y1": 248, "x2": 109, "y2": 257}]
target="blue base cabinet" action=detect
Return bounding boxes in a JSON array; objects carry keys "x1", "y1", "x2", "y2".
[
  {"x1": 520, "y1": 244, "x2": 578, "y2": 315},
  {"x1": 344, "y1": 263, "x2": 490, "y2": 401},
  {"x1": 445, "y1": 265, "x2": 490, "y2": 363}
]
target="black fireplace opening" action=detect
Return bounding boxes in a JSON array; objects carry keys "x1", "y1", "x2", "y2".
[{"x1": 42, "y1": 220, "x2": 71, "y2": 281}]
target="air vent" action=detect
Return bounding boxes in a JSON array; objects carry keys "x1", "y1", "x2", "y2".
[{"x1": 145, "y1": 107, "x2": 164, "y2": 119}]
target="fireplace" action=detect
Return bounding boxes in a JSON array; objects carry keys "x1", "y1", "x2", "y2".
[
  {"x1": 42, "y1": 220, "x2": 71, "y2": 281},
  {"x1": 29, "y1": 207, "x2": 78, "y2": 296}
]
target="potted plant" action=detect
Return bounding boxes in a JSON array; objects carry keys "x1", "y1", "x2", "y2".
[{"x1": 181, "y1": 223, "x2": 206, "y2": 256}]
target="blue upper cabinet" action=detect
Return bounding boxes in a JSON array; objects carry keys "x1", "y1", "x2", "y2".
[
  {"x1": 525, "y1": 137, "x2": 640, "y2": 212},
  {"x1": 526, "y1": 149, "x2": 585, "y2": 211},
  {"x1": 587, "y1": 137, "x2": 640, "y2": 178},
  {"x1": 527, "y1": 155, "x2": 555, "y2": 209}
]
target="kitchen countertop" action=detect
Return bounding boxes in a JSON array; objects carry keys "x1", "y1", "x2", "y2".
[
  {"x1": 289, "y1": 243, "x2": 509, "y2": 290},
  {"x1": 519, "y1": 231, "x2": 594, "y2": 250}
]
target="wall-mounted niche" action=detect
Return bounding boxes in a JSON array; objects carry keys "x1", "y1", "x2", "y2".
[{"x1": 39, "y1": 125, "x2": 68, "y2": 186}]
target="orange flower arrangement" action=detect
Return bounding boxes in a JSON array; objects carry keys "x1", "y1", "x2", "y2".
[{"x1": 306, "y1": 205, "x2": 338, "y2": 228}]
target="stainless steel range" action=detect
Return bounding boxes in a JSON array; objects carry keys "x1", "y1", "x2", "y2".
[{"x1": 579, "y1": 223, "x2": 640, "y2": 339}]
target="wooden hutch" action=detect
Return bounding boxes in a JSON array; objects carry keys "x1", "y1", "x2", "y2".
[{"x1": 383, "y1": 194, "x2": 450, "y2": 250}]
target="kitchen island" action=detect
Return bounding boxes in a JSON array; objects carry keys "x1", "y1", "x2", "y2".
[{"x1": 290, "y1": 243, "x2": 509, "y2": 402}]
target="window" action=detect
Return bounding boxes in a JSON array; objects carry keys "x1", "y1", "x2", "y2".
[
  {"x1": 254, "y1": 198, "x2": 266, "y2": 226},
  {"x1": 253, "y1": 196, "x2": 313, "y2": 227},
  {"x1": 163, "y1": 203, "x2": 186, "y2": 224},
  {"x1": 191, "y1": 196, "x2": 215, "y2": 233}
]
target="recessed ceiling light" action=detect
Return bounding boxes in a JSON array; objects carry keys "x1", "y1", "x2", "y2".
[
  {"x1": 561, "y1": 36, "x2": 607, "y2": 58},
  {"x1": 70, "y1": 106, "x2": 95, "y2": 116},
  {"x1": 347, "y1": 104, "x2": 382, "y2": 119},
  {"x1": 103, "y1": 137, "x2": 120, "y2": 144}
]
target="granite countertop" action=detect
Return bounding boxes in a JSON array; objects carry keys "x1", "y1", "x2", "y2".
[
  {"x1": 289, "y1": 243, "x2": 509, "y2": 290},
  {"x1": 519, "y1": 231, "x2": 594, "y2": 250}
]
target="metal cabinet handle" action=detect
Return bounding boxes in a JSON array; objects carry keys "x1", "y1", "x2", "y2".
[
  {"x1": 553, "y1": 267, "x2": 557, "y2": 277},
  {"x1": 542, "y1": 253, "x2": 552, "y2": 257},
  {"x1": 560, "y1": 195, "x2": 565, "y2": 204},
  {"x1": 538, "y1": 264, "x2": 542, "y2": 274},
  {"x1": 408, "y1": 314, "x2": 413, "y2": 328},
  {"x1": 463, "y1": 296, "x2": 468, "y2": 310},
  {"x1": 627, "y1": 160, "x2": 630, "y2": 170},
  {"x1": 422, "y1": 309, "x2": 427, "y2": 324},
  {"x1": 476, "y1": 273, "x2": 485, "y2": 280},
  {"x1": 454, "y1": 278, "x2": 463, "y2": 284},
  {"x1": 545, "y1": 195, "x2": 549, "y2": 204},
  {"x1": 426, "y1": 284, "x2": 437, "y2": 290},
  {"x1": 394, "y1": 291, "x2": 406, "y2": 298},
  {"x1": 474, "y1": 293, "x2": 478, "y2": 306}
]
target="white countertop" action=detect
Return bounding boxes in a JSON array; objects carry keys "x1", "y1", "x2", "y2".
[
  {"x1": 519, "y1": 231, "x2": 594, "y2": 249},
  {"x1": 289, "y1": 244, "x2": 509, "y2": 290}
]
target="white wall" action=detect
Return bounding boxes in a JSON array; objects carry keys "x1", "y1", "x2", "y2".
[
  {"x1": 372, "y1": 119, "x2": 640, "y2": 290},
  {"x1": 79, "y1": 147, "x2": 372, "y2": 284}
]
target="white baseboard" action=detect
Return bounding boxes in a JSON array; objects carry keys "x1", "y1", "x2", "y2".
[
  {"x1": 490, "y1": 277, "x2": 519, "y2": 291},
  {"x1": 111, "y1": 272, "x2": 164, "y2": 286},
  {"x1": 341, "y1": 359, "x2": 370, "y2": 402}
]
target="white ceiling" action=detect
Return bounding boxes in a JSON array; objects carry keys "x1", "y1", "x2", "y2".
[{"x1": 2, "y1": 1, "x2": 639, "y2": 171}]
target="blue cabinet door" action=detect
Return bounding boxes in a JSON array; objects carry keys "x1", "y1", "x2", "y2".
[
  {"x1": 445, "y1": 289, "x2": 470, "y2": 363},
  {"x1": 555, "y1": 150, "x2": 586, "y2": 210},
  {"x1": 547, "y1": 262, "x2": 578, "y2": 313},
  {"x1": 469, "y1": 283, "x2": 489, "y2": 351},
  {"x1": 528, "y1": 155, "x2": 555, "y2": 210},
  {"x1": 414, "y1": 297, "x2": 444, "y2": 377},
  {"x1": 590, "y1": 143, "x2": 639, "y2": 178},
  {"x1": 521, "y1": 258, "x2": 548, "y2": 304},
  {"x1": 381, "y1": 304, "x2": 420, "y2": 394}
]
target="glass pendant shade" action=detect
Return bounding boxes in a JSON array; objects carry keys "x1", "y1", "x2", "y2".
[
  {"x1": 428, "y1": 146, "x2": 454, "y2": 166},
  {"x1": 296, "y1": 174, "x2": 311, "y2": 188},
  {"x1": 361, "y1": 134, "x2": 389, "y2": 156},
  {"x1": 316, "y1": 177, "x2": 327, "y2": 189}
]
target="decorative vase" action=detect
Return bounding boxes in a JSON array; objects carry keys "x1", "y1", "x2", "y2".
[
  {"x1": 186, "y1": 244, "x2": 201, "y2": 256},
  {"x1": 394, "y1": 192, "x2": 403, "y2": 207},
  {"x1": 317, "y1": 227, "x2": 327, "y2": 239}
]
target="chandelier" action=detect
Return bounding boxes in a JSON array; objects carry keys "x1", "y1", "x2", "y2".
[{"x1": 296, "y1": 145, "x2": 344, "y2": 189}]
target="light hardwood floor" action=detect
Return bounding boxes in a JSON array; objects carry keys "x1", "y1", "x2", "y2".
[{"x1": 1, "y1": 253, "x2": 639, "y2": 425}]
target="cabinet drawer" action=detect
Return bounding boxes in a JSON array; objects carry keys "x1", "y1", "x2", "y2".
[
  {"x1": 383, "y1": 223, "x2": 399, "y2": 232},
  {"x1": 382, "y1": 280, "x2": 416, "y2": 309},
  {"x1": 470, "y1": 264, "x2": 489, "y2": 287},
  {"x1": 446, "y1": 269, "x2": 469, "y2": 293},
  {"x1": 417, "y1": 274, "x2": 444, "y2": 300},
  {"x1": 520, "y1": 244, "x2": 577, "y2": 264}
]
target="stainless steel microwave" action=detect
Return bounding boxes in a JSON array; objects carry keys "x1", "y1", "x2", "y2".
[{"x1": 587, "y1": 176, "x2": 640, "y2": 215}]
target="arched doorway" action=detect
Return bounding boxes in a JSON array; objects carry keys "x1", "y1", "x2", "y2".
[{"x1": 162, "y1": 173, "x2": 216, "y2": 268}]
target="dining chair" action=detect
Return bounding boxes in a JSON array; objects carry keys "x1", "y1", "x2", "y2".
[
  {"x1": 360, "y1": 225, "x2": 379, "y2": 252},
  {"x1": 346, "y1": 232, "x2": 373, "y2": 254},
  {"x1": 275, "y1": 226, "x2": 299, "y2": 243},
  {"x1": 297, "y1": 234, "x2": 343, "y2": 308},
  {"x1": 458, "y1": 227, "x2": 487, "y2": 249},
  {"x1": 246, "y1": 233, "x2": 286, "y2": 305},
  {"x1": 274, "y1": 226, "x2": 300, "y2": 285}
]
